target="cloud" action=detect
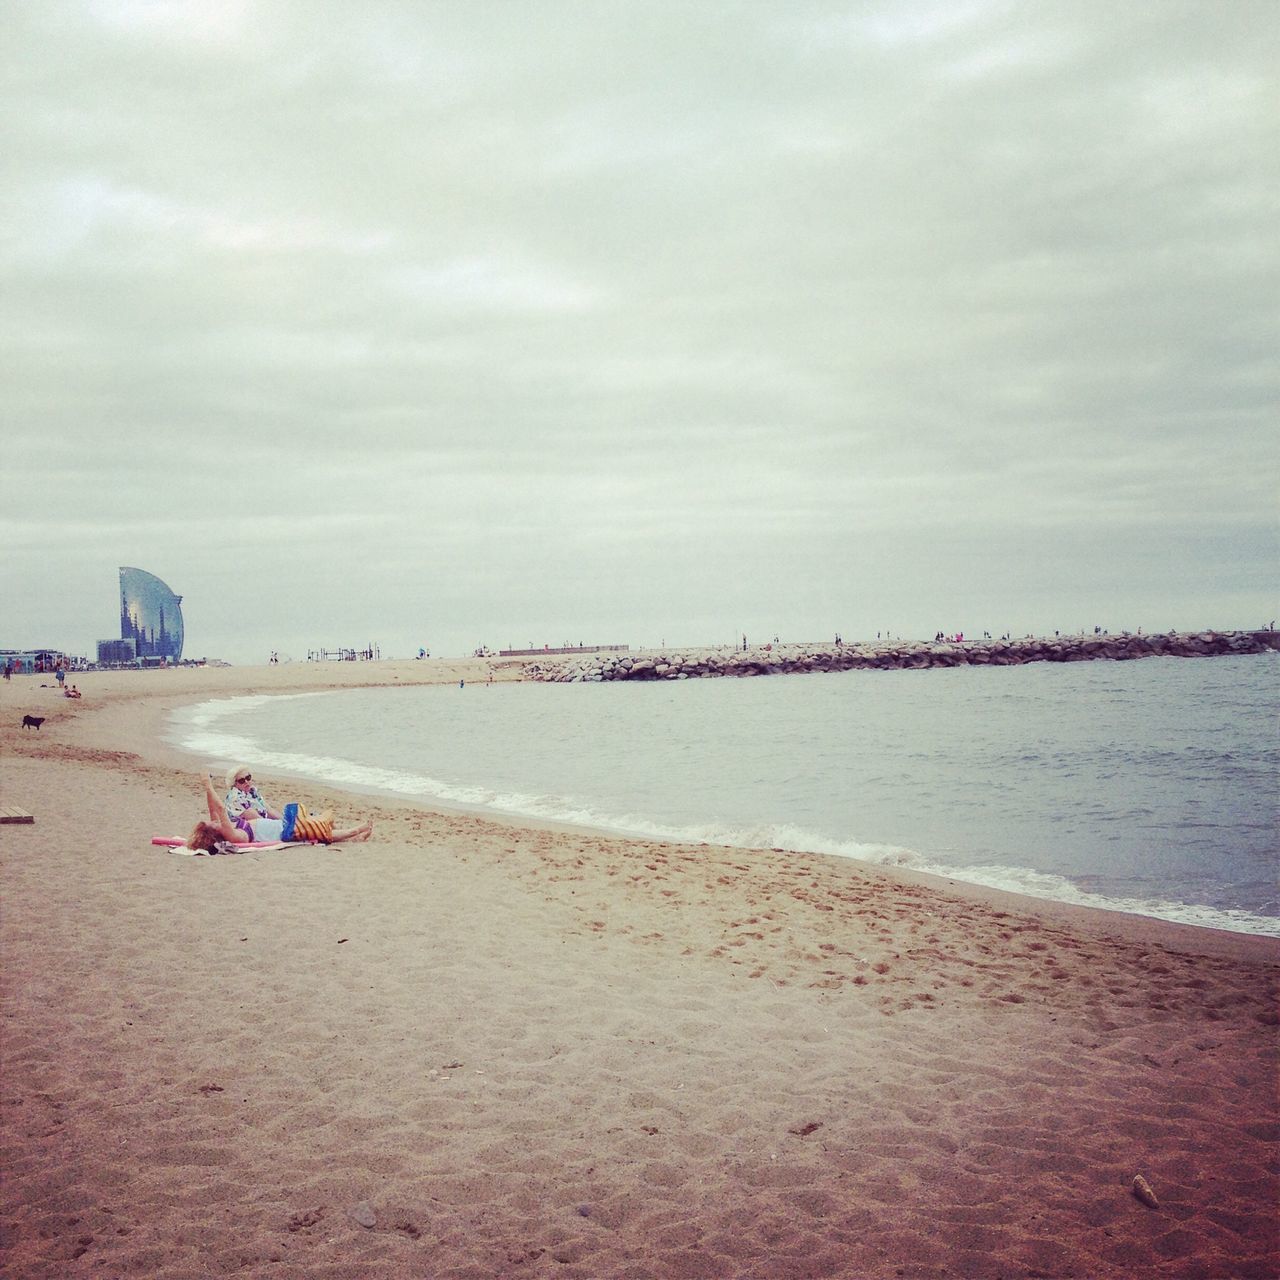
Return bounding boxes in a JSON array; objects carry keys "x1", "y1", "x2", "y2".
[
  {"x1": 390, "y1": 254, "x2": 601, "y2": 314},
  {"x1": 1, "y1": 0, "x2": 1275, "y2": 661}
]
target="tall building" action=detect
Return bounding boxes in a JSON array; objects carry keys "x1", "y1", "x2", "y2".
[{"x1": 119, "y1": 566, "x2": 184, "y2": 663}]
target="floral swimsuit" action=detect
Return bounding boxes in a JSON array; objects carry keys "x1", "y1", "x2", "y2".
[{"x1": 225, "y1": 783, "x2": 271, "y2": 837}]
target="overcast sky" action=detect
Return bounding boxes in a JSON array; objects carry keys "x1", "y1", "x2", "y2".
[{"x1": 3, "y1": 0, "x2": 1275, "y2": 664}]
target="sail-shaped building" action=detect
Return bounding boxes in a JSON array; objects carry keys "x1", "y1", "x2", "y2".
[{"x1": 119, "y1": 566, "x2": 184, "y2": 663}]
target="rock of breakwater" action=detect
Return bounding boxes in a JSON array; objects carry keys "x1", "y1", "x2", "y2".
[{"x1": 522, "y1": 631, "x2": 1280, "y2": 684}]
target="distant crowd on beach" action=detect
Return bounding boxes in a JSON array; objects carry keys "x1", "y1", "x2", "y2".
[
  {"x1": 302, "y1": 644, "x2": 381, "y2": 662},
  {"x1": 239, "y1": 622, "x2": 1276, "y2": 670},
  {"x1": 4, "y1": 657, "x2": 82, "y2": 697}
]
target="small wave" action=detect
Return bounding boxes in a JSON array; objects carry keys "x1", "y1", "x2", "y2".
[
  {"x1": 170, "y1": 691, "x2": 328, "y2": 732},
  {"x1": 898, "y1": 863, "x2": 1280, "y2": 938}
]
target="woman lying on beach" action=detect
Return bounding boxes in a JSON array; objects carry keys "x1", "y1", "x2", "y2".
[{"x1": 186, "y1": 776, "x2": 373, "y2": 853}]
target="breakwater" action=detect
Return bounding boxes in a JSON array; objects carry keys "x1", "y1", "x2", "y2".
[{"x1": 524, "y1": 630, "x2": 1280, "y2": 683}]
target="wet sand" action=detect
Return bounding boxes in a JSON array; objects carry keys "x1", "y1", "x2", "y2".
[{"x1": 2, "y1": 661, "x2": 1276, "y2": 1278}]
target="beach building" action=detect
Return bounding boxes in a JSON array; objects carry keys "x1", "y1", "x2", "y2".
[
  {"x1": 0, "y1": 648, "x2": 75, "y2": 675},
  {"x1": 117, "y1": 566, "x2": 184, "y2": 664}
]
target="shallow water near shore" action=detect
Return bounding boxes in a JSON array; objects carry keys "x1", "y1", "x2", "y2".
[{"x1": 170, "y1": 653, "x2": 1279, "y2": 935}]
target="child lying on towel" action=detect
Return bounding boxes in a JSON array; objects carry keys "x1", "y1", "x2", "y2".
[{"x1": 185, "y1": 775, "x2": 373, "y2": 853}]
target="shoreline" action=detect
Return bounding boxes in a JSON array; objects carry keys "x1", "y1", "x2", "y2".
[
  {"x1": 161, "y1": 664, "x2": 1279, "y2": 945},
  {"x1": 14, "y1": 658, "x2": 1280, "y2": 959},
  {"x1": 3, "y1": 663, "x2": 1277, "y2": 1277}
]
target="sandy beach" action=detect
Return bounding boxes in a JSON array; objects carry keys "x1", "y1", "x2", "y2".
[{"x1": 2, "y1": 661, "x2": 1276, "y2": 1279}]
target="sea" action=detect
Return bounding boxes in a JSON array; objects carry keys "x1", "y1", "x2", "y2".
[{"x1": 168, "y1": 652, "x2": 1280, "y2": 937}]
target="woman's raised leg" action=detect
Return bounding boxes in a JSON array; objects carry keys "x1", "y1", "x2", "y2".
[{"x1": 203, "y1": 776, "x2": 248, "y2": 842}]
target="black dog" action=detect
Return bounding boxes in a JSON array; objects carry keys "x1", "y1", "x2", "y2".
[{"x1": 21, "y1": 715, "x2": 44, "y2": 730}]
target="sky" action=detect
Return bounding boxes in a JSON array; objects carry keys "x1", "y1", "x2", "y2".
[{"x1": 2, "y1": 0, "x2": 1276, "y2": 664}]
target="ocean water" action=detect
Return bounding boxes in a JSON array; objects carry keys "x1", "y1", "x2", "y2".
[{"x1": 169, "y1": 653, "x2": 1280, "y2": 936}]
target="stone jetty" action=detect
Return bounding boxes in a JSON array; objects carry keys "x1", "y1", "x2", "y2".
[{"x1": 523, "y1": 630, "x2": 1280, "y2": 683}]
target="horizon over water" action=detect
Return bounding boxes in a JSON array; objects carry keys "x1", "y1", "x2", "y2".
[{"x1": 169, "y1": 654, "x2": 1279, "y2": 937}]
